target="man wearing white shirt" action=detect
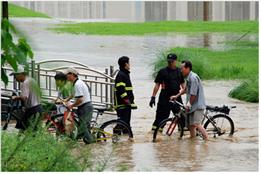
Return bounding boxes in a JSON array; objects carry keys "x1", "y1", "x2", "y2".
[{"x1": 66, "y1": 67, "x2": 94, "y2": 144}]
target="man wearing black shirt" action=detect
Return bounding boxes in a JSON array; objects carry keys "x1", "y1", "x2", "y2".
[{"x1": 149, "y1": 53, "x2": 186, "y2": 131}]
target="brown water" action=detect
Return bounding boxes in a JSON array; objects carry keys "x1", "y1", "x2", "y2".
[
  {"x1": 76, "y1": 80, "x2": 258, "y2": 171},
  {"x1": 4, "y1": 18, "x2": 259, "y2": 171}
]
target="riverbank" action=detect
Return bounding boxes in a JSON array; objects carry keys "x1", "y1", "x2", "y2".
[
  {"x1": 153, "y1": 40, "x2": 258, "y2": 102},
  {"x1": 50, "y1": 21, "x2": 258, "y2": 35}
]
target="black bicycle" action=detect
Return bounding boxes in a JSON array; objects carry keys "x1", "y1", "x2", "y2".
[
  {"x1": 1, "y1": 91, "x2": 23, "y2": 130},
  {"x1": 153, "y1": 100, "x2": 236, "y2": 142}
]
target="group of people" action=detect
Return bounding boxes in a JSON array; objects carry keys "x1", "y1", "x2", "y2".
[
  {"x1": 115, "y1": 54, "x2": 208, "y2": 140},
  {"x1": 10, "y1": 53, "x2": 208, "y2": 144},
  {"x1": 11, "y1": 66, "x2": 95, "y2": 143}
]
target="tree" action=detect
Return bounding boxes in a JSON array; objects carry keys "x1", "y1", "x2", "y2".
[
  {"x1": 203, "y1": 1, "x2": 210, "y2": 21},
  {"x1": 1, "y1": 19, "x2": 34, "y2": 85},
  {"x1": 2, "y1": 1, "x2": 9, "y2": 19}
]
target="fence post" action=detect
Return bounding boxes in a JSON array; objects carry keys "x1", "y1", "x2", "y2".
[
  {"x1": 31, "y1": 60, "x2": 35, "y2": 79},
  {"x1": 110, "y1": 66, "x2": 114, "y2": 110},
  {"x1": 105, "y1": 68, "x2": 108, "y2": 108},
  {"x1": 37, "y1": 64, "x2": 40, "y2": 85},
  {"x1": 110, "y1": 66, "x2": 114, "y2": 78},
  {"x1": 13, "y1": 75, "x2": 17, "y2": 90}
]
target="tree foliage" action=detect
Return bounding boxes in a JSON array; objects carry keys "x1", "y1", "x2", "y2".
[{"x1": 1, "y1": 19, "x2": 33, "y2": 85}]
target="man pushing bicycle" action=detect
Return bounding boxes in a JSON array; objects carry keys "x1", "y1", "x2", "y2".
[{"x1": 170, "y1": 60, "x2": 208, "y2": 140}]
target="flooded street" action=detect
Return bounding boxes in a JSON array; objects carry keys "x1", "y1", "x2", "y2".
[{"x1": 8, "y1": 18, "x2": 259, "y2": 171}]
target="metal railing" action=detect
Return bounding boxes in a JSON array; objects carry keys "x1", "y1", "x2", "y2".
[{"x1": 1, "y1": 59, "x2": 116, "y2": 110}]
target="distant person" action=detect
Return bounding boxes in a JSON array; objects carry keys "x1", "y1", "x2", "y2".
[
  {"x1": 65, "y1": 67, "x2": 94, "y2": 144},
  {"x1": 114, "y1": 56, "x2": 137, "y2": 134},
  {"x1": 54, "y1": 72, "x2": 74, "y2": 101},
  {"x1": 54, "y1": 72, "x2": 74, "y2": 114},
  {"x1": 171, "y1": 60, "x2": 208, "y2": 140},
  {"x1": 10, "y1": 65, "x2": 43, "y2": 131},
  {"x1": 149, "y1": 53, "x2": 185, "y2": 131}
]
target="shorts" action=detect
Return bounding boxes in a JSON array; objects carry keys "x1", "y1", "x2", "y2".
[{"x1": 187, "y1": 109, "x2": 204, "y2": 127}]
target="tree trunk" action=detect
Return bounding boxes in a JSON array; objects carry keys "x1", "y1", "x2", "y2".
[
  {"x1": 203, "y1": 1, "x2": 209, "y2": 21},
  {"x1": 2, "y1": 1, "x2": 9, "y2": 19}
]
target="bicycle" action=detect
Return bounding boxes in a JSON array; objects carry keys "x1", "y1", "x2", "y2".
[
  {"x1": 46, "y1": 97, "x2": 133, "y2": 144},
  {"x1": 1, "y1": 90, "x2": 24, "y2": 130},
  {"x1": 152, "y1": 101, "x2": 185, "y2": 142},
  {"x1": 152, "y1": 100, "x2": 236, "y2": 142}
]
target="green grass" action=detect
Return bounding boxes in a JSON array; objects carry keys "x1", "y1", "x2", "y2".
[
  {"x1": 1, "y1": 128, "x2": 82, "y2": 171},
  {"x1": 153, "y1": 40, "x2": 258, "y2": 102},
  {"x1": 225, "y1": 40, "x2": 259, "y2": 48},
  {"x1": 9, "y1": 3, "x2": 50, "y2": 18},
  {"x1": 50, "y1": 20, "x2": 258, "y2": 35},
  {"x1": 153, "y1": 44, "x2": 258, "y2": 80},
  {"x1": 229, "y1": 77, "x2": 258, "y2": 103}
]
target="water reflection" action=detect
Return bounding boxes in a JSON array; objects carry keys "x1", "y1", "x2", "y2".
[{"x1": 153, "y1": 139, "x2": 209, "y2": 171}]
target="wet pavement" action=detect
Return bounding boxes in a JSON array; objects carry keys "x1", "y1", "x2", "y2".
[{"x1": 5, "y1": 18, "x2": 259, "y2": 171}]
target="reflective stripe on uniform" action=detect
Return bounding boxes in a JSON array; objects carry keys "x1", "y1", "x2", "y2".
[
  {"x1": 114, "y1": 86, "x2": 133, "y2": 91},
  {"x1": 116, "y1": 82, "x2": 126, "y2": 87},
  {"x1": 152, "y1": 125, "x2": 157, "y2": 130},
  {"x1": 131, "y1": 103, "x2": 137, "y2": 108},
  {"x1": 121, "y1": 92, "x2": 127, "y2": 98},
  {"x1": 152, "y1": 126, "x2": 162, "y2": 132},
  {"x1": 125, "y1": 87, "x2": 133, "y2": 91}
]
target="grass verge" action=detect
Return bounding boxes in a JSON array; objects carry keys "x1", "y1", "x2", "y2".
[
  {"x1": 229, "y1": 77, "x2": 258, "y2": 103},
  {"x1": 50, "y1": 21, "x2": 258, "y2": 35},
  {"x1": 9, "y1": 3, "x2": 50, "y2": 18},
  {"x1": 153, "y1": 40, "x2": 258, "y2": 102}
]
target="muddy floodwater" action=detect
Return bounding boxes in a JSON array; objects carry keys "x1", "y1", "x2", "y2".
[{"x1": 5, "y1": 18, "x2": 259, "y2": 171}]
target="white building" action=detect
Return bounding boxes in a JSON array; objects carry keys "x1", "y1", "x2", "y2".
[{"x1": 13, "y1": 1, "x2": 259, "y2": 22}]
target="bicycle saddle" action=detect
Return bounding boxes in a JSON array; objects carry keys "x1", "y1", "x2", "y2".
[
  {"x1": 94, "y1": 108, "x2": 107, "y2": 113},
  {"x1": 206, "y1": 105, "x2": 230, "y2": 115}
]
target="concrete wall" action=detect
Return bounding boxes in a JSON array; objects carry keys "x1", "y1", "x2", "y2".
[
  {"x1": 144, "y1": 1, "x2": 167, "y2": 21},
  {"x1": 167, "y1": 1, "x2": 188, "y2": 21}
]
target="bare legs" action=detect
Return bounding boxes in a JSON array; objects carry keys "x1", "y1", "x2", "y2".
[{"x1": 189, "y1": 124, "x2": 208, "y2": 140}]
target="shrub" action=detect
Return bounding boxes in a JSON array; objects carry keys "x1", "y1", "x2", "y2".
[
  {"x1": 1, "y1": 126, "x2": 86, "y2": 171},
  {"x1": 229, "y1": 77, "x2": 259, "y2": 103}
]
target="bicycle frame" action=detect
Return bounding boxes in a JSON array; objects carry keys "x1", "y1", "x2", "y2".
[
  {"x1": 171, "y1": 100, "x2": 226, "y2": 135},
  {"x1": 45, "y1": 112, "x2": 65, "y2": 133},
  {"x1": 201, "y1": 110, "x2": 218, "y2": 128},
  {"x1": 54, "y1": 97, "x2": 115, "y2": 141}
]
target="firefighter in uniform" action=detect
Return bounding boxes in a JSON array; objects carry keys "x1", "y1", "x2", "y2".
[
  {"x1": 114, "y1": 56, "x2": 137, "y2": 134},
  {"x1": 149, "y1": 53, "x2": 186, "y2": 131}
]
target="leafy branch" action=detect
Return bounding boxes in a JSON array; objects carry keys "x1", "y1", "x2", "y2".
[{"x1": 1, "y1": 19, "x2": 34, "y2": 85}]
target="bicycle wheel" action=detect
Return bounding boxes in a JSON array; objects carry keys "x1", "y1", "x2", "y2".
[
  {"x1": 2, "y1": 111, "x2": 21, "y2": 130},
  {"x1": 97, "y1": 120, "x2": 133, "y2": 143},
  {"x1": 45, "y1": 114, "x2": 64, "y2": 135},
  {"x1": 204, "y1": 114, "x2": 235, "y2": 137},
  {"x1": 2, "y1": 112, "x2": 11, "y2": 130},
  {"x1": 153, "y1": 117, "x2": 184, "y2": 143}
]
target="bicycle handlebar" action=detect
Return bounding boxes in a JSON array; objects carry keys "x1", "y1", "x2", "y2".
[
  {"x1": 169, "y1": 100, "x2": 185, "y2": 109},
  {"x1": 57, "y1": 97, "x2": 72, "y2": 111}
]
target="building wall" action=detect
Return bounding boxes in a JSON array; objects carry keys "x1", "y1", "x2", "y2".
[
  {"x1": 12, "y1": 1, "x2": 259, "y2": 22},
  {"x1": 144, "y1": 1, "x2": 167, "y2": 21}
]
